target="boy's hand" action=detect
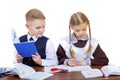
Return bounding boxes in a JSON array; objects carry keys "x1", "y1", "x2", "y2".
[
  {"x1": 32, "y1": 53, "x2": 42, "y2": 66},
  {"x1": 16, "y1": 53, "x2": 23, "y2": 63}
]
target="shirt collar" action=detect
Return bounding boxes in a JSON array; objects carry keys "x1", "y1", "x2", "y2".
[
  {"x1": 71, "y1": 33, "x2": 89, "y2": 43},
  {"x1": 27, "y1": 34, "x2": 38, "y2": 42}
]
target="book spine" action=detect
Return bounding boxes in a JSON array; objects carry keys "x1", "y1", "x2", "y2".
[{"x1": 99, "y1": 69, "x2": 105, "y2": 77}]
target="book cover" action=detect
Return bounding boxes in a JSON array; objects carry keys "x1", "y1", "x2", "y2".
[{"x1": 14, "y1": 42, "x2": 38, "y2": 57}]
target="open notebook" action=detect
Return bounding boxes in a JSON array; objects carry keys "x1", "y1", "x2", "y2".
[
  {"x1": 10, "y1": 63, "x2": 53, "y2": 80},
  {"x1": 81, "y1": 65, "x2": 120, "y2": 78}
]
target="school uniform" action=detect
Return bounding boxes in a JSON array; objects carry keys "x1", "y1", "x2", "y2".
[
  {"x1": 56, "y1": 33, "x2": 109, "y2": 66},
  {"x1": 19, "y1": 34, "x2": 58, "y2": 66}
]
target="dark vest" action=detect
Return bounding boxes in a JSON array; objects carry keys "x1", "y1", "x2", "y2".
[{"x1": 19, "y1": 35, "x2": 48, "y2": 66}]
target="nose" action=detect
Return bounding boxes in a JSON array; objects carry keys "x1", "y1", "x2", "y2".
[
  {"x1": 79, "y1": 31, "x2": 84, "y2": 35},
  {"x1": 39, "y1": 28, "x2": 44, "y2": 32}
]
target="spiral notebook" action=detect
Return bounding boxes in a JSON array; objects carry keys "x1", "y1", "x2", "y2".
[{"x1": 14, "y1": 42, "x2": 38, "y2": 57}]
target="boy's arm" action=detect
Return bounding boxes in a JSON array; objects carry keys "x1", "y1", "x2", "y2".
[{"x1": 41, "y1": 39, "x2": 58, "y2": 66}]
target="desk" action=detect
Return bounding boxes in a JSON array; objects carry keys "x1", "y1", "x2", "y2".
[{"x1": 0, "y1": 66, "x2": 120, "y2": 80}]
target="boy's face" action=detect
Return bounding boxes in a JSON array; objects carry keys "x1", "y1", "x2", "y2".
[
  {"x1": 71, "y1": 22, "x2": 88, "y2": 40},
  {"x1": 26, "y1": 19, "x2": 45, "y2": 37}
]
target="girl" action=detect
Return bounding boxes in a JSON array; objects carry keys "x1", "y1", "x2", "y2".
[{"x1": 56, "y1": 12, "x2": 109, "y2": 66}]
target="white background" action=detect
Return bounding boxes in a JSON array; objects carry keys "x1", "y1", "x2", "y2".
[{"x1": 0, "y1": 0, "x2": 120, "y2": 66}]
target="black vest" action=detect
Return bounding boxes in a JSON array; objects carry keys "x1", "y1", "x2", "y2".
[{"x1": 19, "y1": 35, "x2": 48, "y2": 66}]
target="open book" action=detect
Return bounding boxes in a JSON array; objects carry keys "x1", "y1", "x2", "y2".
[
  {"x1": 10, "y1": 63, "x2": 53, "y2": 80},
  {"x1": 81, "y1": 65, "x2": 120, "y2": 78},
  {"x1": 44, "y1": 65, "x2": 91, "y2": 73},
  {"x1": 0, "y1": 67, "x2": 12, "y2": 77}
]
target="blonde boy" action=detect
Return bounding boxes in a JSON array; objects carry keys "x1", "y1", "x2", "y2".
[{"x1": 16, "y1": 8, "x2": 58, "y2": 66}]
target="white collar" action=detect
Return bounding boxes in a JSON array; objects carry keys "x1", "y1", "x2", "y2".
[
  {"x1": 71, "y1": 33, "x2": 89, "y2": 43},
  {"x1": 27, "y1": 34, "x2": 38, "y2": 41}
]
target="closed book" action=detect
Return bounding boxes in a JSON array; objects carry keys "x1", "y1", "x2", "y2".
[{"x1": 14, "y1": 42, "x2": 37, "y2": 57}]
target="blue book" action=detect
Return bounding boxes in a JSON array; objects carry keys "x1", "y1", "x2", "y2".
[{"x1": 14, "y1": 42, "x2": 38, "y2": 57}]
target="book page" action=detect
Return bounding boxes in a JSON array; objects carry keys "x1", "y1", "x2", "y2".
[
  {"x1": 101, "y1": 65, "x2": 120, "y2": 76},
  {"x1": 22, "y1": 72, "x2": 53, "y2": 80},
  {"x1": 81, "y1": 69, "x2": 103, "y2": 78},
  {"x1": 11, "y1": 63, "x2": 53, "y2": 80},
  {"x1": 44, "y1": 65, "x2": 91, "y2": 73},
  {"x1": 67, "y1": 66, "x2": 92, "y2": 72},
  {"x1": 13, "y1": 63, "x2": 35, "y2": 77}
]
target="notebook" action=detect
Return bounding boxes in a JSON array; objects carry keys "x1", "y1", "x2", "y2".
[{"x1": 14, "y1": 42, "x2": 38, "y2": 57}]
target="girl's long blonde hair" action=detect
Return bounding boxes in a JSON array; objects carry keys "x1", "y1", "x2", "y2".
[{"x1": 69, "y1": 12, "x2": 92, "y2": 58}]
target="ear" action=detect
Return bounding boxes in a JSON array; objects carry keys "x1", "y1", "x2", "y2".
[{"x1": 26, "y1": 23, "x2": 29, "y2": 29}]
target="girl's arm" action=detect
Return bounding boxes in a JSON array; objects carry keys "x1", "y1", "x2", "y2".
[
  {"x1": 90, "y1": 44, "x2": 109, "y2": 66},
  {"x1": 56, "y1": 45, "x2": 69, "y2": 65}
]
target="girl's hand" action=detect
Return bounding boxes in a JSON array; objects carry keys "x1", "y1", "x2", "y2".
[
  {"x1": 67, "y1": 59, "x2": 76, "y2": 67},
  {"x1": 16, "y1": 53, "x2": 23, "y2": 63},
  {"x1": 76, "y1": 60, "x2": 85, "y2": 66},
  {"x1": 67, "y1": 59, "x2": 85, "y2": 67},
  {"x1": 32, "y1": 53, "x2": 42, "y2": 65}
]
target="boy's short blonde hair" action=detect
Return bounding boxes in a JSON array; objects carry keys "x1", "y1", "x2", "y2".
[{"x1": 25, "y1": 8, "x2": 46, "y2": 22}]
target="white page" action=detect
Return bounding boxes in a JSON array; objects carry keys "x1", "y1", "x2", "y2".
[
  {"x1": 101, "y1": 65, "x2": 120, "y2": 76},
  {"x1": 81, "y1": 69, "x2": 103, "y2": 78},
  {"x1": 10, "y1": 63, "x2": 53, "y2": 80},
  {"x1": 44, "y1": 65, "x2": 91, "y2": 73},
  {"x1": 21, "y1": 72, "x2": 53, "y2": 80}
]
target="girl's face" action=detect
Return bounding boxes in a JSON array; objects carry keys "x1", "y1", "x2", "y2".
[
  {"x1": 26, "y1": 19, "x2": 45, "y2": 37},
  {"x1": 71, "y1": 22, "x2": 88, "y2": 40}
]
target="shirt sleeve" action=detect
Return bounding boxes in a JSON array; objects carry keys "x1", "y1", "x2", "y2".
[
  {"x1": 41, "y1": 39, "x2": 58, "y2": 66},
  {"x1": 56, "y1": 44, "x2": 69, "y2": 65}
]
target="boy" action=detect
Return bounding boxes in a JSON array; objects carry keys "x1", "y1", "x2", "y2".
[{"x1": 16, "y1": 8, "x2": 58, "y2": 66}]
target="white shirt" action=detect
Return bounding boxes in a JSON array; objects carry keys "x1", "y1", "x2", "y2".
[
  {"x1": 27, "y1": 34, "x2": 58, "y2": 66},
  {"x1": 60, "y1": 33, "x2": 98, "y2": 65}
]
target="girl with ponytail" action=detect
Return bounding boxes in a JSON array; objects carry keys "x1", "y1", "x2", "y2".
[{"x1": 56, "y1": 12, "x2": 109, "y2": 66}]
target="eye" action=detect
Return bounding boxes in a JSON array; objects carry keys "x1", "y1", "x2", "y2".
[
  {"x1": 36, "y1": 26, "x2": 41, "y2": 29},
  {"x1": 83, "y1": 28, "x2": 86, "y2": 31},
  {"x1": 76, "y1": 30, "x2": 80, "y2": 32},
  {"x1": 36, "y1": 26, "x2": 45, "y2": 29}
]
